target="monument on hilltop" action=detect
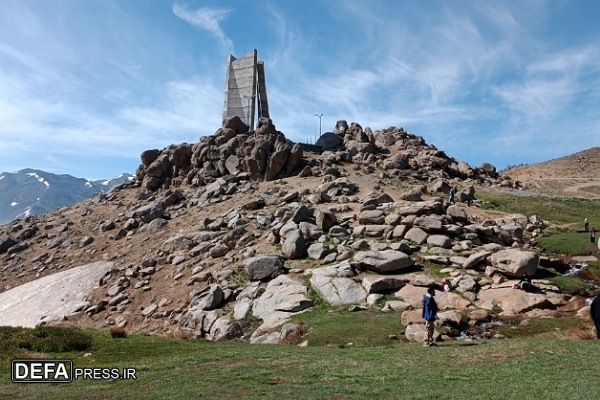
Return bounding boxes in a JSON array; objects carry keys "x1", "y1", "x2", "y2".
[{"x1": 222, "y1": 49, "x2": 270, "y2": 129}]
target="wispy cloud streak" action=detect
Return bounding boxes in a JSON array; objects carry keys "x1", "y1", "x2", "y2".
[{"x1": 172, "y1": 3, "x2": 233, "y2": 50}]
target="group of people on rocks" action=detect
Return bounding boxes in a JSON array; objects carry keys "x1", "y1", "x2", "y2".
[
  {"x1": 422, "y1": 285, "x2": 600, "y2": 345},
  {"x1": 419, "y1": 217, "x2": 600, "y2": 347}
]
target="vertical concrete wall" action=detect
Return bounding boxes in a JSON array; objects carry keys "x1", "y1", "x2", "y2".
[{"x1": 256, "y1": 61, "x2": 269, "y2": 119}]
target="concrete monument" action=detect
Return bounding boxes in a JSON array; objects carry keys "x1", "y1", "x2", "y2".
[{"x1": 223, "y1": 49, "x2": 270, "y2": 129}]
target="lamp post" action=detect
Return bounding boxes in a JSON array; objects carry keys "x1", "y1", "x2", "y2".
[{"x1": 315, "y1": 113, "x2": 323, "y2": 143}]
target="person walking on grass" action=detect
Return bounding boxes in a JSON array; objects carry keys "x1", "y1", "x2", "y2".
[
  {"x1": 422, "y1": 287, "x2": 438, "y2": 347},
  {"x1": 591, "y1": 226, "x2": 596, "y2": 244},
  {"x1": 591, "y1": 294, "x2": 600, "y2": 339},
  {"x1": 584, "y1": 217, "x2": 589, "y2": 232}
]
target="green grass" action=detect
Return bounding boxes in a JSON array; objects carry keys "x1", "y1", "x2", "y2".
[
  {"x1": 290, "y1": 308, "x2": 405, "y2": 347},
  {"x1": 1, "y1": 325, "x2": 600, "y2": 399},
  {"x1": 477, "y1": 190, "x2": 600, "y2": 226},
  {"x1": 493, "y1": 317, "x2": 582, "y2": 339},
  {"x1": 537, "y1": 231, "x2": 599, "y2": 256}
]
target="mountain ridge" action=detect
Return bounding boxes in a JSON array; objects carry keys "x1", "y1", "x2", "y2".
[{"x1": 0, "y1": 169, "x2": 134, "y2": 225}]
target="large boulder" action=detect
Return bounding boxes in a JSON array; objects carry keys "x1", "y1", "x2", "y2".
[
  {"x1": 394, "y1": 284, "x2": 471, "y2": 310},
  {"x1": 189, "y1": 284, "x2": 224, "y2": 311},
  {"x1": 316, "y1": 132, "x2": 343, "y2": 151},
  {"x1": 315, "y1": 209, "x2": 337, "y2": 231},
  {"x1": 462, "y1": 251, "x2": 491, "y2": 269},
  {"x1": 282, "y1": 229, "x2": 307, "y2": 259},
  {"x1": 252, "y1": 275, "x2": 313, "y2": 331},
  {"x1": 310, "y1": 263, "x2": 367, "y2": 306},
  {"x1": 354, "y1": 250, "x2": 413, "y2": 273},
  {"x1": 135, "y1": 201, "x2": 165, "y2": 223},
  {"x1": 358, "y1": 210, "x2": 385, "y2": 225},
  {"x1": 0, "y1": 237, "x2": 18, "y2": 254},
  {"x1": 361, "y1": 274, "x2": 407, "y2": 294},
  {"x1": 476, "y1": 288, "x2": 554, "y2": 316},
  {"x1": 404, "y1": 227, "x2": 428, "y2": 245},
  {"x1": 243, "y1": 255, "x2": 284, "y2": 281},
  {"x1": 490, "y1": 249, "x2": 539, "y2": 277}
]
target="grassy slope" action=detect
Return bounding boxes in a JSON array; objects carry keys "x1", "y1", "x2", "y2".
[
  {"x1": 2, "y1": 328, "x2": 600, "y2": 400},
  {"x1": 477, "y1": 190, "x2": 600, "y2": 227},
  {"x1": 1, "y1": 314, "x2": 598, "y2": 400}
]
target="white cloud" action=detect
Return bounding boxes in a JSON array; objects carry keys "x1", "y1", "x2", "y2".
[{"x1": 172, "y1": 3, "x2": 233, "y2": 50}]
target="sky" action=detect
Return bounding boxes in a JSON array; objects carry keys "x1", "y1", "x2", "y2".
[{"x1": 1, "y1": 0, "x2": 599, "y2": 180}]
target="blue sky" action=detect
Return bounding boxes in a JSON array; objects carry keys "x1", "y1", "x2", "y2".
[{"x1": 1, "y1": 0, "x2": 599, "y2": 179}]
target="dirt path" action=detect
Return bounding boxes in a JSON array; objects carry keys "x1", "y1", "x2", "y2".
[{"x1": 0, "y1": 261, "x2": 113, "y2": 328}]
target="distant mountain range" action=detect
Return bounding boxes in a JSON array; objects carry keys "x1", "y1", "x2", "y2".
[{"x1": 0, "y1": 169, "x2": 135, "y2": 225}]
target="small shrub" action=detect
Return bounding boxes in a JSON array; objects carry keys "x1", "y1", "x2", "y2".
[
  {"x1": 231, "y1": 267, "x2": 249, "y2": 287},
  {"x1": 281, "y1": 323, "x2": 308, "y2": 345},
  {"x1": 170, "y1": 328, "x2": 193, "y2": 340},
  {"x1": 109, "y1": 326, "x2": 128, "y2": 339}
]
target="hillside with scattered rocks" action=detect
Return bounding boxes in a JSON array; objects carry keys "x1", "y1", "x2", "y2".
[
  {"x1": 504, "y1": 147, "x2": 600, "y2": 197},
  {"x1": 0, "y1": 117, "x2": 596, "y2": 344}
]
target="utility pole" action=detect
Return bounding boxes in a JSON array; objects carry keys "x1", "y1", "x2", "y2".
[{"x1": 315, "y1": 113, "x2": 323, "y2": 143}]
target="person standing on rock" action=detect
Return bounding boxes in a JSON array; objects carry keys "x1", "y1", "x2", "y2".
[
  {"x1": 422, "y1": 287, "x2": 438, "y2": 347},
  {"x1": 448, "y1": 188, "x2": 455, "y2": 204},
  {"x1": 591, "y1": 226, "x2": 596, "y2": 244},
  {"x1": 591, "y1": 294, "x2": 600, "y2": 339}
]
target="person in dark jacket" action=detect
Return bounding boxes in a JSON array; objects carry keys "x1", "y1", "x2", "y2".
[
  {"x1": 591, "y1": 294, "x2": 600, "y2": 339},
  {"x1": 422, "y1": 286, "x2": 438, "y2": 347},
  {"x1": 519, "y1": 274, "x2": 533, "y2": 293}
]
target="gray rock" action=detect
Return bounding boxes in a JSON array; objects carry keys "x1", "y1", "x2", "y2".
[
  {"x1": 463, "y1": 251, "x2": 491, "y2": 269},
  {"x1": 404, "y1": 227, "x2": 428, "y2": 244},
  {"x1": 316, "y1": 132, "x2": 343, "y2": 151},
  {"x1": 328, "y1": 226, "x2": 350, "y2": 237},
  {"x1": 225, "y1": 155, "x2": 241, "y2": 175},
  {"x1": 413, "y1": 215, "x2": 443, "y2": 231},
  {"x1": 0, "y1": 237, "x2": 18, "y2": 254},
  {"x1": 189, "y1": 284, "x2": 224, "y2": 311},
  {"x1": 427, "y1": 235, "x2": 452, "y2": 249},
  {"x1": 446, "y1": 205, "x2": 468, "y2": 222},
  {"x1": 243, "y1": 255, "x2": 284, "y2": 281},
  {"x1": 299, "y1": 222, "x2": 323, "y2": 241},
  {"x1": 354, "y1": 250, "x2": 413, "y2": 273},
  {"x1": 307, "y1": 243, "x2": 330, "y2": 260},
  {"x1": 139, "y1": 218, "x2": 168, "y2": 233},
  {"x1": 161, "y1": 235, "x2": 194, "y2": 254},
  {"x1": 490, "y1": 249, "x2": 539, "y2": 277},
  {"x1": 358, "y1": 210, "x2": 385, "y2": 225},
  {"x1": 135, "y1": 200, "x2": 165, "y2": 223},
  {"x1": 252, "y1": 275, "x2": 313, "y2": 331},
  {"x1": 316, "y1": 209, "x2": 337, "y2": 231},
  {"x1": 178, "y1": 309, "x2": 205, "y2": 338},
  {"x1": 208, "y1": 317, "x2": 244, "y2": 341},
  {"x1": 282, "y1": 229, "x2": 307, "y2": 259},
  {"x1": 210, "y1": 244, "x2": 230, "y2": 258},
  {"x1": 361, "y1": 274, "x2": 407, "y2": 293},
  {"x1": 80, "y1": 236, "x2": 94, "y2": 248},
  {"x1": 310, "y1": 272, "x2": 367, "y2": 306}
]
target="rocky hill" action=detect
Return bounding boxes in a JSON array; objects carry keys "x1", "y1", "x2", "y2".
[
  {"x1": 503, "y1": 147, "x2": 600, "y2": 197},
  {"x1": 0, "y1": 118, "x2": 595, "y2": 344},
  {"x1": 0, "y1": 169, "x2": 134, "y2": 225}
]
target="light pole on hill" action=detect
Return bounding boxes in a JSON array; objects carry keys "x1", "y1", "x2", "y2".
[{"x1": 315, "y1": 113, "x2": 323, "y2": 144}]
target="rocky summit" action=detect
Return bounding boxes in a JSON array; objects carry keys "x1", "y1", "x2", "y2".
[{"x1": 0, "y1": 117, "x2": 595, "y2": 344}]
